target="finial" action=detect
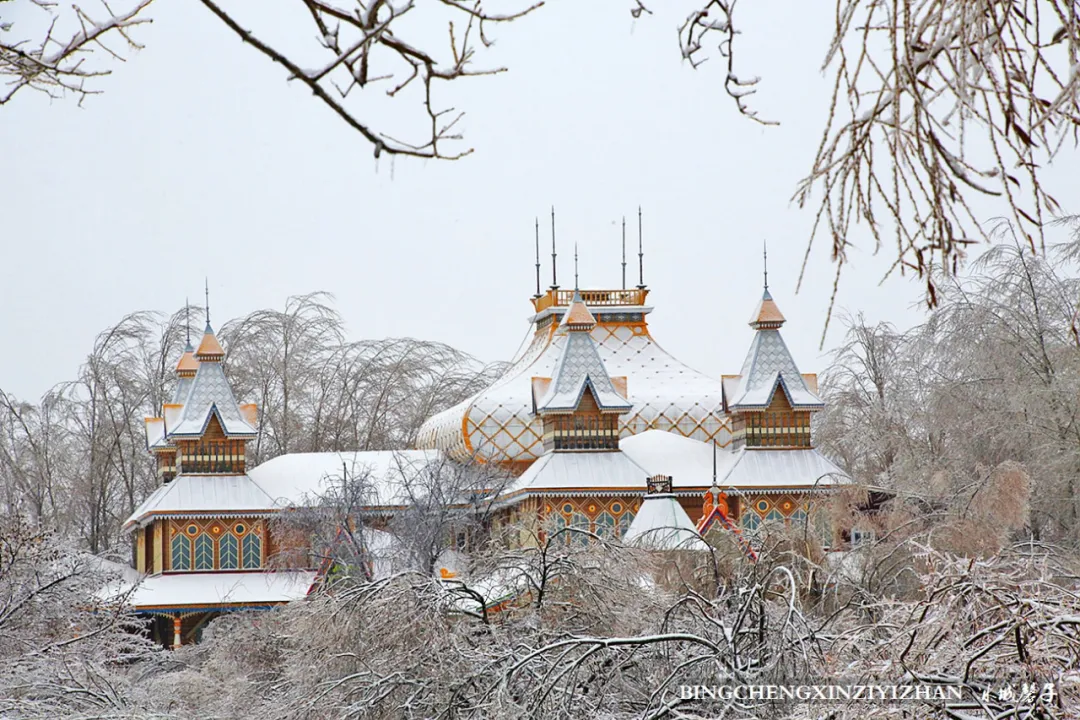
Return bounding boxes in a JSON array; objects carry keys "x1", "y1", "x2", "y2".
[
  {"x1": 637, "y1": 206, "x2": 645, "y2": 289},
  {"x1": 574, "y1": 242, "x2": 579, "y2": 290},
  {"x1": 763, "y1": 240, "x2": 769, "y2": 293},
  {"x1": 712, "y1": 441, "x2": 717, "y2": 485},
  {"x1": 185, "y1": 298, "x2": 191, "y2": 346},
  {"x1": 621, "y1": 216, "x2": 627, "y2": 290},
  {"x1": 204, "y1": 278, "x2": 210, "y2": 326},
  {"x1": 534, "y1": 217, "x2": 541, "y2": 298},
  {"x1": 550, "y1": 206, "x2": 558, "y2": 290}
]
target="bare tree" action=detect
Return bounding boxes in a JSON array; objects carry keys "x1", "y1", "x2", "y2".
[{"x1": 0, "y1": 516, "x2": 158, "y2": 719}]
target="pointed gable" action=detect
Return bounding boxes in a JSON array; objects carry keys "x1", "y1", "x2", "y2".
[
  {"x1": 169, "y1": 360, "x2": 257, "y2": 438},
  {"x1": 729, "y1": 291, "x2": 823, "y2": 411},
  {"x1": 534, "y1": 311, "x2": 632, "y2": 414}
]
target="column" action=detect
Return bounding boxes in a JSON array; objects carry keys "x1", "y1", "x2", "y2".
[{"x1": 172, "y1": 615, "x2": 182, "y2": 649}]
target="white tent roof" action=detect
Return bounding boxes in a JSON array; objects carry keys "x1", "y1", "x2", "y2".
[
  {"x1": 106, "y1": 570, "x2": 317, "y2": 611},
  {"x1": 247, "y1": 449, "x2": 446, "y2": 507},
  {"x1": 506, "y1": 450, "x2": 649, "y2": 495},
  {"x1": 124, "y1": 474, "x2": 276, "y2": 529},
  {"x1": 619, "y1": 430, "x2": 737, "y2": 488},
  {"x1": 623, "y1": 494, "x2": 709, "y2": 550},
  {"x1": 417, "y1": 296, "x2": 732, "y2": 464},
  {"x1": 720, "y1": 448, "x2": 848, "y2": 490}
]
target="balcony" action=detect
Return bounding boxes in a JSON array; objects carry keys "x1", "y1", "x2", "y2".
[
  {"x1": 532, "y1": 288, "x2": 649, "y2": 313},
  {"x1": 178, "y1": 442, "x2": 245, "y2": 474}
]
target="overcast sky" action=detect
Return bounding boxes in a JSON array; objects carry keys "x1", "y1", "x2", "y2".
[{"x1": 6, "y1": 0, "x2": 1067, "y2": 401}]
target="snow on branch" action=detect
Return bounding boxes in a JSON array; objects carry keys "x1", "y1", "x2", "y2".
[
  {"x1": 0, "y1": 0, "x2": 153, "y2": 105},
  {"x1": 794, "y1": 0, "x2": 1080, "y2": 319},
  {"x1": 197, "y1": 0, "x2": 542, "y2": 160},
  {"x1": 676, "y1": 0, "x2": 778, "y2": 126}
]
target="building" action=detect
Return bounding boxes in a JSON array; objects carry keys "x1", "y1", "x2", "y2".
[{"x1": 119, "y1": 275, "x2": 847, "y2": 646}]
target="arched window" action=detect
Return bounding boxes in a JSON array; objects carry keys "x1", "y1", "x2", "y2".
[
  {"x1": 741, "y1": 511, "x2": 761, "y2": 533},
  {"x1": 569, "y1": 512, "x2": 590, "y2": 546},
  {"x1": 764, "y1": 509, "x2": 785, "y2": 526},
  {"x1": 219, "y1": 533, "x2": 239, "y2": 569},
  {"x1": 171, "y1": 534, "x2": 191, "y2": 571},
  {"x1": 194, "y1": 534, "x2": 214, "y2": 570},
  {"x1": 789, "y1": 509, "x2": 808, "y2": 530},
  {"x1": 617, "y1": 509, "x2": 636, "y2": 538},
  {"x1": 594, "y1": 512, "x2": 616, "y2": 539},
  {"x1": 242, "y1": 533, "x2": 262, "y2": 569}
]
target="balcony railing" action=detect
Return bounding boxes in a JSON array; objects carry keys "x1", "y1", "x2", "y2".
[
  {"x1": 532, "y1": 288, "x2": 649, "y2": 313},
  {"x1": 548, "y1": 416, "x2": 621, "y2": 451},
  {"x1": 179, "y1": 443, "x2": 245, "y2": 474}
]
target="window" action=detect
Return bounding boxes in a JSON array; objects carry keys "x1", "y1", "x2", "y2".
[
  {"x1": 789, "y1": 509, "x2": 808, "y2": 529},
  {"x1": 764, "y1": 509, "x2": 785, "y2": 525},
  {"x1": 171, "y1": 534, "x2": 191, "y2": 570},
  {"x1": 569, "y1": 512, "x2": 590, "y2": 546},
  {"x1": 851, "y1": 528, "x2": 876, "y2": 547},
  {"x1": 219, "y1": 533, "x2": 239, "y2": 569},
  {"x1": 242, "y1": 533, "x2": 262, "y2": 569},
  {"x1": 617, "y1": 509, "x2": 635, "y2": 538},
  {"x1": 194, "y1": 534, "x2": 214, "y2": 570},
  {"x1": 741, "y1": 511, "x2": 761, "y2": 532},
  {"x1": 594, "y1": 512, "x2": 615, "y2": 539}
]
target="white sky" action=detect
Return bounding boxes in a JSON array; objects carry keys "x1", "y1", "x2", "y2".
[{"x1": 2, "y1": 1, "x2": 1071, "y2": 401}]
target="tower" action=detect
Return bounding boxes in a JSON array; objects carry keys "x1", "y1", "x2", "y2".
[{"x1": 724, "y1": 288, "x2": 824, "y2": 449}]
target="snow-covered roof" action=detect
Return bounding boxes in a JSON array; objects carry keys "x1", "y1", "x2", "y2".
[
  {"x1": 620, "y1": 430, "x2": 737, "y2": 488},
  {"x1": 623, "y1": 494, "x2": 709, "y2": 551},
  {"x1": 720, "y1": 448, "x2": 848, "y2": 490},
  {"x1": 535, "y1": 318, "x2": 632, "y2": 414},
  {"x1": 417, "y1": 291, "x2": 733, "y2": 463},
  {"x1": 145, "y1": 418, "x2": 167, "y2": 451},
  {"x1": 505, "y1": 450, "x2": 649, "y2": 496},
  {"x1": 108, "y1": 570, "x2": 317, "y2": 611},
  {"x1": 124, "y1": 474, "x2": 276, "y2": 529},
  {"x1": 168, "y1": 361, "x2": 257, "y2": 438},
  {"x1": 728, "y1": 326, "x2": 823, "y2": 410},
  {"x1": 247, "y1": 449, "x2": 446, "y2": 508}
]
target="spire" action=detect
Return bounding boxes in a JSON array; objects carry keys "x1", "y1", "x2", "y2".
[
  {"x1": 204, "y1": 278, "x2": 210, "y2": 325},
  {"x1": 550, "y1": 206, "x2": 558, "y2": 290},
  {"x1": 763, "y1": 240, "x2": 769, "y2": 294},
  {"x1": 573, "y1": 242, "x2": 579, "y2": 290},
  {"x1": 563, "y1": 289, "x2": 596, "y2": 330},
  {"x1": 534, "y1": 218, "x2": 541, "y2": 298},
  {"x1": 175, "y1": 298, "x2": 198, "y2": 377},
  {"x1": 621, "y1": 216, "x2": 627, "y2": 290},
  {"x1": 636, "y1": 206, "x2": 645, "y2": 289}
]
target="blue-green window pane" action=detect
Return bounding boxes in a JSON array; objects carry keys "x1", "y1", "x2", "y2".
[
  {"x1": 171, "y1": 535, "x2": 191, "y2": 571},
  {"x1": 242, "y1": 533, "x2": 262, "y2": 569},
  {"x1": 194, "y1": 534, "x2": 214, "y2": 570},
  {"x1": 219, "y1": 533, "x2": 239, "y2": 569},
  {"x1": 742, "y1": 511, "x2": 761, "y2": 531},
  {"x1": 765, "y1": 510, "x2": 784, "y2": 525},
  {"x1": 594, "y1": 512, "x2": 616, "y2": 539},
  {"x1": 570, "y1": 512, "x2": 590, "y2": 546}
]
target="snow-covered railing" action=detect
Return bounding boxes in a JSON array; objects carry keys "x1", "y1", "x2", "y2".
[{"x1": 531, "y1": 288, "x2": 649, "y2": 313}]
